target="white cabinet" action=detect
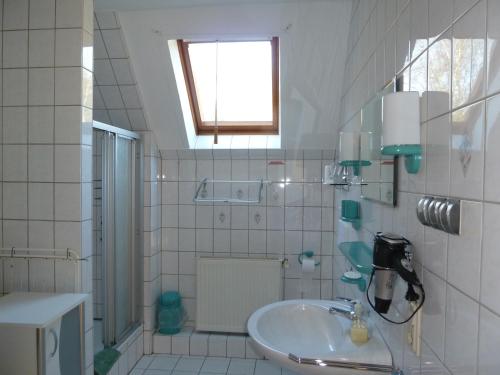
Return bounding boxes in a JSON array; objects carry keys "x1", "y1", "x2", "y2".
[{"x1": 0, "y1": 292, "x2": 88, "y2": 375}]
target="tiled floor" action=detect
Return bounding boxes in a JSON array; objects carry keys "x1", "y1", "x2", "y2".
[{"x1": 130, "y1": 355, "x2": 300, "y2": 375}]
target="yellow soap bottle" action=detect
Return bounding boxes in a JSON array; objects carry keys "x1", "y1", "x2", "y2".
[{"x1": 350, "y1": 303, "x2": 369, "y2": 344}]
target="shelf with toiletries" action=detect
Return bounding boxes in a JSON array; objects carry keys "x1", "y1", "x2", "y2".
[
  {"x1": 323, "y1": 161, "x2": 368, "y2": 189},
  {"x1": 334, "y1": 80, "x2": 400, "y2": 206},
  {"x1": 338, "y1": 241, "x2": 373, "y2": 275}
]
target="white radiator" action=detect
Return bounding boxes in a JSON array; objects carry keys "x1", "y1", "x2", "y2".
[{"x1": 196, "y1": 257, "x2": 283, "y2": 333}]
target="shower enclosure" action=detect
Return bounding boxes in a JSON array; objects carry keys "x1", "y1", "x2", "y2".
[{"x1": 92, "y1": 121, "x2": 143, "y2": 352}]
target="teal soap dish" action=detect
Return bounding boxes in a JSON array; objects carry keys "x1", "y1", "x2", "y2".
[
  {"x1": 338, "y1": 241, "x2": 373, "y2": 275},
  {"x1": 341, "y1": 270, "x2": 366, "y2": 292}
]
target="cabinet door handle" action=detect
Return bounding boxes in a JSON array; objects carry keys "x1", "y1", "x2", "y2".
[{"x1": 48, "y1": 329, "x2": 58, "y2": 358}]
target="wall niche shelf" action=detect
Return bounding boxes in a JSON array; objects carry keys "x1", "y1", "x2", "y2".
[{"x1": 338, "y1": 241, "x2": 373, "y2": 275}]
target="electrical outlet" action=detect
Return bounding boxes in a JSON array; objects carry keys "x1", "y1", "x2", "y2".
[{"x1": 407, "y1": 301, "x2": 422, "y2": 356}]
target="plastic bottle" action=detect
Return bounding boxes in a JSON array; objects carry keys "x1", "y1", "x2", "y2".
[{"x1": 350, "y1": 302, "x2": 369, "y2": 344}]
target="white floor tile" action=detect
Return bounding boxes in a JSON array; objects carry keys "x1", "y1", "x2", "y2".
[
  {"x1": 245, "y1": 339, "x2": 262, "y2": 359},
  {"x1": 254, "y1": 360, "x2": 281, "y2": 375},
  {"x1": 144, "y1": 370, "x2": 171, "y2": 375},
  {"x1": 200, "y1": 357, "x2": 231, "y2": 373},
  {"x1": 174, "y1": 357, "x2": 205, "y2": 372},
  {"x1": 149, "y1": 355, "x2": 180, "y2": 371},
  {"x1": 132, "y1": 354, "x2": 286, "y2": 375},
  {"x1": 135, "y1": 356, "x2": 154, "y2": 369},
  {"x1": 226, "y1": 336, "x2": 246, "y2": 358},
  {"x1": 227, "y1": 359, "x2": 256, "y2": 375}
]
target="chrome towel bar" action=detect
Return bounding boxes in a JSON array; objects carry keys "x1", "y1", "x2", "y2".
[
  {"x1": 193, "y1": 178, "x2": 270, "y2": 204},
  {"x1": 0, "y1": 247, "x2": 86, "y2": 261},
  {"x1": 288, "y1": 353, "x2": 393, "y2": 373}
]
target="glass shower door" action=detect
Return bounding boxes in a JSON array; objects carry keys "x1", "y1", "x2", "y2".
[
  {"x1": 99, "y1": 130, "x2": 141, "y2": 348},
  {"x1": 114, "y1": 135, "x2": 134, "y2": 341}
]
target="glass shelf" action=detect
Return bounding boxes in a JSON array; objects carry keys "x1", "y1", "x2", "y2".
[
  {"x1": 341, "y1": 274, "x2": 367, "y2": 292},
  {"x1": 338, "y1": 241, "x2": 373, "y2": 275},
  {"x1": 340, "y1": 217, "x2": 361, "y2": 230}
]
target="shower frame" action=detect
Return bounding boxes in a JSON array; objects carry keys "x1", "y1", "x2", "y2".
[{"x1": 93, "y1": 121, "x2": 144, "y2": 348}]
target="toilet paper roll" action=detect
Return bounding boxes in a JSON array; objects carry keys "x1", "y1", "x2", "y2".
[{"x1": 301, "y1": 258, "x2": 316, "y2": 273}]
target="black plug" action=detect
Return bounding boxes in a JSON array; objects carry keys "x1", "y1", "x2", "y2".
[{"x1": 405, "y1": 284, "x2": 419, "y2": 302}]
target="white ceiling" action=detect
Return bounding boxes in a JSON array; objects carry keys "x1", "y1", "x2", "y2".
[{"x1": 95, "y1": 0, "x2": 346, "y2": 11}]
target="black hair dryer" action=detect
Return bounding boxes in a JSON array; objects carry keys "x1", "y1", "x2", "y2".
[{"x1": 371, "y1": 232, "x2": 424, "y2": 316}]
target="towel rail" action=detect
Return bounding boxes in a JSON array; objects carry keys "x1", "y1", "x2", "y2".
[
  {"x1": 0, "y1": 247, "x2": 86, "y2": 261},
  {"x1": 288, "y1": 353, "x2": 393, "y2": 373},
  {"x1": 193, "y1": 178, "x2": 270, "y2": 204}
]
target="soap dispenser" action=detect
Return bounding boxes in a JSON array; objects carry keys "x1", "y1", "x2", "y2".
[{"x1": 350, "y1": 302, "x2": 369, "y2": 344}]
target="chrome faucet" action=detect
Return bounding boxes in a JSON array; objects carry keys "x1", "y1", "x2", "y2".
[{"x1": 329, "y1": 297, "x2": 357, "y2": 320}]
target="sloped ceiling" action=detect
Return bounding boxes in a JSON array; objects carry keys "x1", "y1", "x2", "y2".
[
  {"x1": 93, "y1": 11, "x2": 149, "y2": 132},
  {"x1": 113, "y1": 0, "x2": 351, "y2": 150}
]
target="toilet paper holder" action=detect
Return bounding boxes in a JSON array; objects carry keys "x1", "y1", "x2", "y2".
[{"x1": 298, "y1": 251, "x2": 321, "y2": 267}]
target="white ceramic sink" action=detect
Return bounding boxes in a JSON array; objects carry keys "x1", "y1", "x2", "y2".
[{"x1": 247, "y1": 300, "x2": 393, "y2": 375}]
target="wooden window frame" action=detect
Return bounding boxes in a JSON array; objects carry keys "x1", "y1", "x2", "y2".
[{"x1": 177, "y1": 37, "x2": 280, "y2": 135}]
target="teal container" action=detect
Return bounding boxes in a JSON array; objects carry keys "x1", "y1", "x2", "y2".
[
  {"x1": 158, "y1": 291, "x2": 186, "y2": 335},
  {"x1": 341, "y1": 200, "x2": 360, "y2": 220}
]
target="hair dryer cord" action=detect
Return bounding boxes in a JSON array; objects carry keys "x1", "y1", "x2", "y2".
[{"x1": 366, "y1": 270, "x2": 426, "y2": 325}]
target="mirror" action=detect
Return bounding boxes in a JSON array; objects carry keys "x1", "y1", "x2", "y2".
[{"x1": 360, "y1": 83, "x2": 397, "y2": 206}]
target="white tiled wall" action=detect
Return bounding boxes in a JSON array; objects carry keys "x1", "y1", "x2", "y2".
[
  {"x1": 0, "y1": 0, "x2": 94, "y2": 373},
  {"x1": 152, "y1": 327, "x2": 263, "y2": 359},
  {"x1": 160, "y1": 151, "x2": 335, "y2": 329},
  {"x1": 93, "y1": 10, "x2": 148, "y2": 131},
  {"x1": 142, "y1": 131, "x2": 162, "y2": 355},
  {"x1": 0, "y1": 0, "x2": 93, "y2": 292},
  {"x1": 337, "y1": 0, "x2": 500, "y2": 374}
]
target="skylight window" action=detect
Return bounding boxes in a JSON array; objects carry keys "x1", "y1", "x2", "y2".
[{"x1": 177, "y1": 38, "x2": 279, "y2": 135}]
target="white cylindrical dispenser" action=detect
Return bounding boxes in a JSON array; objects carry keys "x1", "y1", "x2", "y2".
[{"x1": 381, "y1": 92, "x2": 420, "y2": 147}]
